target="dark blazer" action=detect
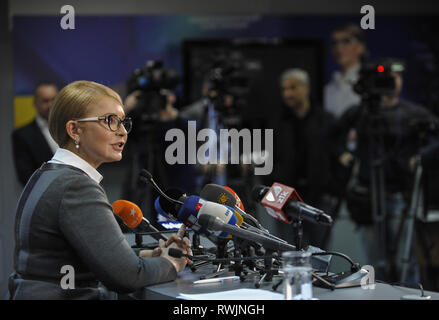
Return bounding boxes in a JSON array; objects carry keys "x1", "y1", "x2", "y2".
[
  {"x1": 269, "y1": 105, "x2": 336, "y2": 205},
  {"x1": 11, "y1": 119, "x2": 54, "y2": 185},
  {"x1": 8, "y1": 163, "x2": 177, "y2": 300}
]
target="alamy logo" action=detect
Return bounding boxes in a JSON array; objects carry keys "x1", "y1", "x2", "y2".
[
  {"x1": 60, "y1": 5, "x2": 75, "y2": 30},
  {"x1": 360, "y1": 5, "x2": 375, "y2": 30},
  {"x1": 165, "y1": 121, "x2": 273, "y2": 175},
  {"x1": 60, "y1": 265, "x2": 75, "y2": 289}
]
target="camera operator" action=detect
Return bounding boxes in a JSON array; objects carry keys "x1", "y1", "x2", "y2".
[
  {"x1": 178, "y1": 77, "x2": 239, "y2": 188},
  {"x1": 122, "y1": 61, "x2": 196, "y2": 225},
  {"x1": 333, "y1": 58, "x2": 439, "y2": 282},
  {"x1": 177, "y1": 54, "x2": 252, "y2": 192}
]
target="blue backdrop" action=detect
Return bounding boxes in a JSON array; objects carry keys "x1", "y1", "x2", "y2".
[{"x1": 13, "y1": 14, "x2": 439, "y2": 105}]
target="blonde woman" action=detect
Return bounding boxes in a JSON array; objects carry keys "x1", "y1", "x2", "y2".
[{"x1": 8, "y1": 81, "x2": 191, "y2": 300}]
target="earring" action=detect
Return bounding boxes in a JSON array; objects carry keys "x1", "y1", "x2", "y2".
[{"x1": 74, "y1": 140, "x2": 79, "y2": 150}]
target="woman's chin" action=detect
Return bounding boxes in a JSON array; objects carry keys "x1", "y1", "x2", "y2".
[{"x1": 107, "y1": 152, "x2": 123, "y2": 163}]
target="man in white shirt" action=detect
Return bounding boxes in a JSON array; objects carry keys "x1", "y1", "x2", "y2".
[
  {"x1": 324, "y1": 23, "x2": 367, "y2": 119},
  {"x1": 12, "y1": 82, "x2": 59, "y2": 185}
]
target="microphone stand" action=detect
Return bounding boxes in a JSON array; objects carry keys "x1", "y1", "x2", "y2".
[
  {"x1": 232, "y1": 245, "x2": 244, "y2": 278},
  {"x1": 201, "y1": 238, "x2": 230, "y2": 279},
  {"x1": 255, "y1": 249, "x2": 279, "y2": 288},
  {"x1": 291, "y1": 218, "x2": 304, "y2": 251}
]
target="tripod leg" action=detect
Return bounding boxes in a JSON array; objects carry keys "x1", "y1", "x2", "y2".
[
  {"x1": 400, "y1": 160, "x2": 423, "y2": 283},
  {"x1": 370, "y1": 161, "x2": 387, "y2": 278}
]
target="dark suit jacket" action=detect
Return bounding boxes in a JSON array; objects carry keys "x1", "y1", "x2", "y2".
[
  {"x1": 11, "y1": 119, "x2": 54, "y2": 185},
  {"x1": 269, "y1": 105, "x2": 337, "y2": 205}
]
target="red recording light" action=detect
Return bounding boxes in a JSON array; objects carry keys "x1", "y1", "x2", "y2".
[{"x1": 377, "y1": 65, "x2": 385, "y2": 72}]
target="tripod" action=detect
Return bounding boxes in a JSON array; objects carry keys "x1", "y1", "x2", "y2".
[
  {"x1": 367, "y1": 114, "x2": 390, "y2": 279},
  {"x1": 400, "y1": 155, "x2": 423, "y2": 283},
  {"x1": 356, "y1": 93, "x2": 397, "y2": 281}
]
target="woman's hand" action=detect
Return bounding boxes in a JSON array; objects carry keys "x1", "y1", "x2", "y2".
[
  {"x1": 139, "y1": 248, "x2": 161, "y2": 258},
  {"x1": 158, "y1": 225, "x2": 193, "y2": 272}
]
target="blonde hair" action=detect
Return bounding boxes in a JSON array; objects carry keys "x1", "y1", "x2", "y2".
[{"x1": 48, "y1": 81, "x2": 123, "y2": 147}]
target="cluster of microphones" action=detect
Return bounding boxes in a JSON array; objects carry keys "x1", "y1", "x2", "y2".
[
  {"x1": 112, "y1": 169, "x2": 370, "y2": 290},
  {"x1": 112, "y1": 169, "x2": 333, "y2": 252}
]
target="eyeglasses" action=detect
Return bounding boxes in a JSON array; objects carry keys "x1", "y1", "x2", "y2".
[{"x1": 76, "y1": 114, "x2": 132, "y2": 134}]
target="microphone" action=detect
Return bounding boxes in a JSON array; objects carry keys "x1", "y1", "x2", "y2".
[
  {"x1": 197, "y1": 200, "x2": 242, "y2": 238},
  {"x1": 198, "y1": 214, "x2": 296, "y2": 252},
  {"x1": 176, "y1": 195, "x2": 211, "y2": 236},
  {"x1": 251, "y1": 184, "x2": 333, "y2": 226},
  {"x1": 112, "y1": 200, "x2": 168, "y2": 241},
  {"x1": 222, "y1": 185, "x2": 270, "y2": 233},
  {"x1": 200, "y1": 184, "x2": 265, "y2": 231},
  {"x1": 176, "y1": 195, "x2": 243, "y2": 238},
  {"x1": 154, "y1": 188, "x2": 188, "y2": 220},
  {"x1": 223, "y1": 186, "x2": 245, "y2": 211},
  {"x1": 139, "y1": 169, "x2": 183, "y2": 206},
  {"x1": 200, "y1": 184, "x2": 237, "y2": 208},
  {"x1": 168, "y1": 248, "x2": 196, "y2": 260}
]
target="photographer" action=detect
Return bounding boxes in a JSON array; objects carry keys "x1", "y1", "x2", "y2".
[{"x1": 333, "y1": 58, "x2": 439, "y2": 282}]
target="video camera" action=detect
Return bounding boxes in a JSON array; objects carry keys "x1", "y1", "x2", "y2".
[
  {"x1": 126, "y1": 60, "x2": 180, "y2": 126},
  {"x1": 127, "y1": 60, "x2": 180, "y2": 93},
  {"x1": 354, "y1": 58, "x2": 405, "y2": 99},
  {"x1": 204, "y1": 51, "x2": 255, "y2": 126}
]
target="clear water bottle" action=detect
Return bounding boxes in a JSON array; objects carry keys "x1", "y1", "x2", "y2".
[{"x1": 282, "y1": 251, "x2": 313, "y2": 300}]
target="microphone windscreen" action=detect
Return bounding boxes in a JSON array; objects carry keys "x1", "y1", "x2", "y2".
[
  {"x1": 200, "y1": 184, "x2": 236, "y2": 208},
  {"x1": 155, "y1": 188, "x2": 187, "y2": 219},
  {"x1": 228, "y1": 206, "x2": 244, "y2": 227},
  {"x1": 177, "y1": 195, "x2": 203, "y2": 226},
  {"x1": 176, "y1": 196, "x2": 210, "y2": 236},
  {"x1": 155, "y1": 196, "x2": 170, "y2": 219},
  {"x1": 224, "y1": 186, "x2": 245, "y2": 211},
  {"x1": 112, "y1": 200, "x2": 143, "y2": 228},
  {"x1": 197, "y1": 213, "x2": 216, "y2": 230},
  {"x1": 198, "y1": 202, "x2": 238, "y2": 238}
]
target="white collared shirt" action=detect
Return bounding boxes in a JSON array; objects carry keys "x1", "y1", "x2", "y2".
[
  {"x1": 324, "y1": 64, "x2": 361, "y2": 119},
  {"x1": 35, "y1": 115, "x2": 59, "y2": 154},
  {"x1": 48, "y1": 148, "x2": 103, "y2": 184}
]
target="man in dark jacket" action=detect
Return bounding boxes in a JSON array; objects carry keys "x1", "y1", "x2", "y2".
[
  {"x1": 12, "y1": 82, "x2": 59, "y2": 185},
  {"x1": 269, "y1": 68, "x2": 337, "y2": 250}
]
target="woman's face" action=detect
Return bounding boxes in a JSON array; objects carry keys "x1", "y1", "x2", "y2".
[{"x1": 76, "y1": 96, "x2": 128, "y2": 168}]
